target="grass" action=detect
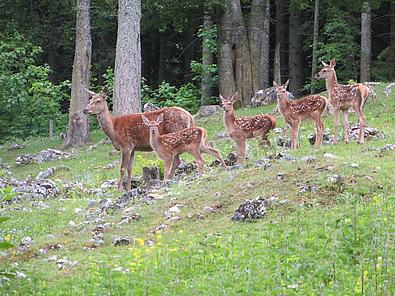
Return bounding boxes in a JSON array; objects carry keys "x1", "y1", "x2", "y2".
[{"x1": 0, "y1": 84, "x2": 394, "y2": 295}]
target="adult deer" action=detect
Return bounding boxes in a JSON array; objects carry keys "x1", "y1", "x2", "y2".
[
  {"x1": 142, "y1": 114, "x2": 227, "y2": 179},
  {"x1": 220, "y1": 93, "x2": 276, "y2": 162},
  {"x1": 273, "y1": 80, "x2": 326, "y2": 149},
  {"x1": 82, "y1": 87, "x2": 194, "y2": 191},
  {"x1": 315, "y1": 59, "x2": 369, "y2": 144}
]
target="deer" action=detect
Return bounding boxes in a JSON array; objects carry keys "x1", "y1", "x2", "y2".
[
  {"x1": 82, "y1": 87, "x2": 195, "y2": 191},
  {"x1": 273, "y1": 80, "x2": 327, "y2": 149},
  {"x1": 315, "y1": 59, "x2": 369, "y2": 144},
  {"x1": 220, "y1": 93, "x2": 277, "y2": 163},
  {"x1": 141, "y1": 114, "x2": 227, "y2": 179}
]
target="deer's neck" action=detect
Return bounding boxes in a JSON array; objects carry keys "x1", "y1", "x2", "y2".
[
  {"x1": 148, "y1": 129, "x2": 160, "y2": 153},
  {"x1": 277, "y1": 96, "x2": 289, "y2": 115},
  {"x1": 326, "y1": 72, "x2": 338, "y2": 100},
  {"x1": 224, "y1": 109, "x2": 237, "y2": 131},
  {"x1": 97, "y1": 106, "x2": 116, "y2": 144}
]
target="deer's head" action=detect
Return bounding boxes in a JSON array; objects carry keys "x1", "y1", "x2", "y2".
[
  {"x1": 315, "y1": 59, "x2": 336, "y2": 79},
  {"x1": 219, "y1": 92, "x2": 238, "y2": 112},
  {"x1": 83, "y1": 87, "x2": 109, "y2": 115},
  {"x1": 142, "y1": 113, "x2": 164, "y2": 136},
  {"x1": 273, "y1": 80, "x2": 289, "y2": 100}
]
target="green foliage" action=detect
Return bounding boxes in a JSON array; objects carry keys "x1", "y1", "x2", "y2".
[
  {"x1": 0, "y1": 30, "x2": 68, "y2": 142},
  {"x1": 317, "y1": 7, "x2": 359, "y2": 81},
  {"x1": 0, "y1": 188, "x2": 15, "y2": 283},
  {"x1": 146, "y1": 81, "x2": 200, "y2": 114},
  {"x1": 371, "y1": 47, "x2": 393, "y2": 82}
]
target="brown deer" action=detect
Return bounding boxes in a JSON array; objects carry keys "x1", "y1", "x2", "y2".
[
  {"x1": 82, "y1": 87, "x2": 195, "y2": 191},
  {"x1": 315, "y1": 59, "x2": 369, "y2": 144},
  {"x1": 273, "y1": 80, "x2": 327, "y2": 149},
  {"x1": 220, "y1": 93, "x2": 276, "y2": 163},
  {"x1": 141, "y1": 114, "x2": 227, "y2": 179}
]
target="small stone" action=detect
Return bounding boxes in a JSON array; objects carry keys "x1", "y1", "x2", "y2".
[
  {"x1": 112, "y1": 236, "x2": 131, "y2": 246},
  {"x1": 350, "y1": 163, "x2": 359, "y2": 168},
  {"x1": 324, "y1": 153, "x2": 336, "y2": 159},
  {"x1": 204, "y1": 205, "x2": 215, "y2": 213},
  {"x1": 327, "y1": 174, "x2": 342, "y2": 184},
  {"x1": 166, "y1": 216, "x2": 180, "y2": 222},
  {"x1": 74, "y1": 208, "x2": 82, "y2": 214},
  {"x1": 69, "y1": 220, "x2": 76, "y2": 227},
  {"x1": 8, "y1": 143, "x2": 24, "y2": 151},
  {"x1": 301, "y1": 156, "x2": 316, "y2": 163}
]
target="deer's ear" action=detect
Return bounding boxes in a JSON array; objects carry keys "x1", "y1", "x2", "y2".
[
  {"x1": 83, "y1": 87, "x2": 96, "y2": 97},
  {"x1": 231, "y1": 92, "x2": 238, "y2": 102},
  {"x1": 142, "y1": 115, "x2": 150, "y2": 126},
  {"x1": 284, "y1": 79, "x2": 290, "y2": 89},
  {"x1": 322, "y1": 61, "x2": 328, "y2": 67},
  {"x1": 102, "y1": 86, "x2": 109, "y2": 96},
  {"x1": 273, "y1": 81, "x2": 278, "y2": 87},
  {"x1": 157, "y1": 113, "x2": 164, "y2": 124},
  {"x1": 219, "y1": 94, "x2": 226, "y2": 102},
  {"x1": 330, "y1": 59, "x2": 336, "y2": 67}
]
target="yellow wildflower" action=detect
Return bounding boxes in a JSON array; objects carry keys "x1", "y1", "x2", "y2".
[
  {"x1": 4, "y1": 234, "x2": 11, "y2": 241},
  {"x1": 136, "y1": 238, "x2": 144, "y2": 246}
]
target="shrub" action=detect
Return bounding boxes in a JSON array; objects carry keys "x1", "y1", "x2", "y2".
[{"x1": 0, "y1": 30, "x2": 68, "y2": 142}]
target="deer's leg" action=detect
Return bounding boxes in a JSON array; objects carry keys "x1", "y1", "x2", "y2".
[
  {"x1": 118, "y1": 149, "x2": 131, "y2": 191},
  {"x1": 171, "y1": 155, "x2": 181, "y2": 173},
  {"x1": 163, "y1": 158, "x2": 173, "y2": 180},
  {"x1": 356, "y1": 107, "x2": 366, "y2": 144},
  {"x1": 168, "y1": 154, "x2": 179, "y2": 178},
  {"x1": 125, "y1": 150, "x2": 135, "y2": 191},
  {"x1": 333, "y1": 108, "x2": 339, "y2": 144},
  {"x1": 235, "y1": 137, "x2": 246, "y2": 163},
  {"x1": 200, "y1": 145, "x2": 227, "y2": 168},
  {"x1": 314, "y1": 114, "x2": 324, "y2": 148},
  {"x1": 290, "y1": 121, "x2": 300, "y2": 149},
  {"x1": 191, "y1": 151, "x2": 204, "y2": 176},
  {"x1": 342, "y1": 110, "x2": 349, "y2": 143}
]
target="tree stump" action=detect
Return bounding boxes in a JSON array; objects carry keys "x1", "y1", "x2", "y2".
[{"x1": 142, "y1": 166, "x2": 160, "y2": 183}]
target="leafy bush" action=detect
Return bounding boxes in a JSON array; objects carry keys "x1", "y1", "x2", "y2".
[
  {"x1": 0, "y1": 187, "x2": 17, "y2": 285},
  {"x1": 0, "y1": 30, "x2": 68, "y2": 142}
]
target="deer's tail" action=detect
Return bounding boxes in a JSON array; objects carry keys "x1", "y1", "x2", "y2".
[{"x1": 266, "y1": 114, "x2": 277, "y2": 131}]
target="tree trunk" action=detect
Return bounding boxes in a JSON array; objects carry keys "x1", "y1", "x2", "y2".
[
  {"x1": 63, "y1": 0, "x2": 91, "y2": 149},
  {"x1": 113, "y1": 0, "x2": 141, "y2": 115},
  {"x1": 360, "y1": 1, "x2": 371, "y2": 82},
  {"x1": 230, "y1": 0, "x2": 254, "y2": 105},
  {"x1": 289, "y1": 9, "x2": 304, "y2": 96},
  {"x1": 259, "y1": 0, "x2": 271, "y2": 90},
  {"x1": 218, "y1": 1, "x2": 236, "y2": 99},
  {"x1": 274, "y1": 42, "x2": 281, "y2": 84},
  {"x1": 310, "y1": 0, "x2": 319, "y2": 94},
  {"x1": 391, "y1": 2, "x2": 395, "y2": 80},
  {"x1": 201, "y1": 12, "x2": 213, "y2": 106},
  {"x1": 183, "y1": 28, "x2": 195, "y2": 83},
  {"x1": 249, "y1": 0, "x2": 266, "y2": 92},
  {"x1": 275, "y1": 0, "x2": 288, "y2": 81},
  {"x1": 157, "y1": 31, "x2": 168, "y2": 85}
]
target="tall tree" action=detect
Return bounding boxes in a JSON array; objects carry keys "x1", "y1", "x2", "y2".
[
  {"x1": 64, "y1": 0, "x2": 92, "y2": 148},
  {"x1": 232, "y1": 0, "x2": 254, "y2": 105},
  {"x1": 274, "y1": 0, "x2": 288, "y2": 82},
  {"x1": 360, "y1": 1, "x2": 371, "y2": 82},
  {"x1": 157, "y1": 31, "x2": 168, "y2": 85},
  {"x1": 390, "y1": 1, "x2": 395, "y2": 80},
  {"x1": 113, "y1": 0, "x2": 141, "y2": 115},
  {"x1": 259, "y1": 0, "x2": 271, "y2": 90},
  {"x1": 249, "y1": 0, "x2": 266, "y2": 92},
  {"x1": 201, "y1": 11, "x2": 214, "y2": 106},
  {"x1": 310, "y1": 0, "x2": 319, "y2": 93},
  {"x1": 288, "y1": 3, "x2": 304, "y2": 95},
  {"x1": 218, "y1": 0, "x2": 236, "y2": 99}
]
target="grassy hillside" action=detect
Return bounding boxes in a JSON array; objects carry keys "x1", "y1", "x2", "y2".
[{"x1": 0, "y1": 85, "x2": 394, "y2": 295}]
